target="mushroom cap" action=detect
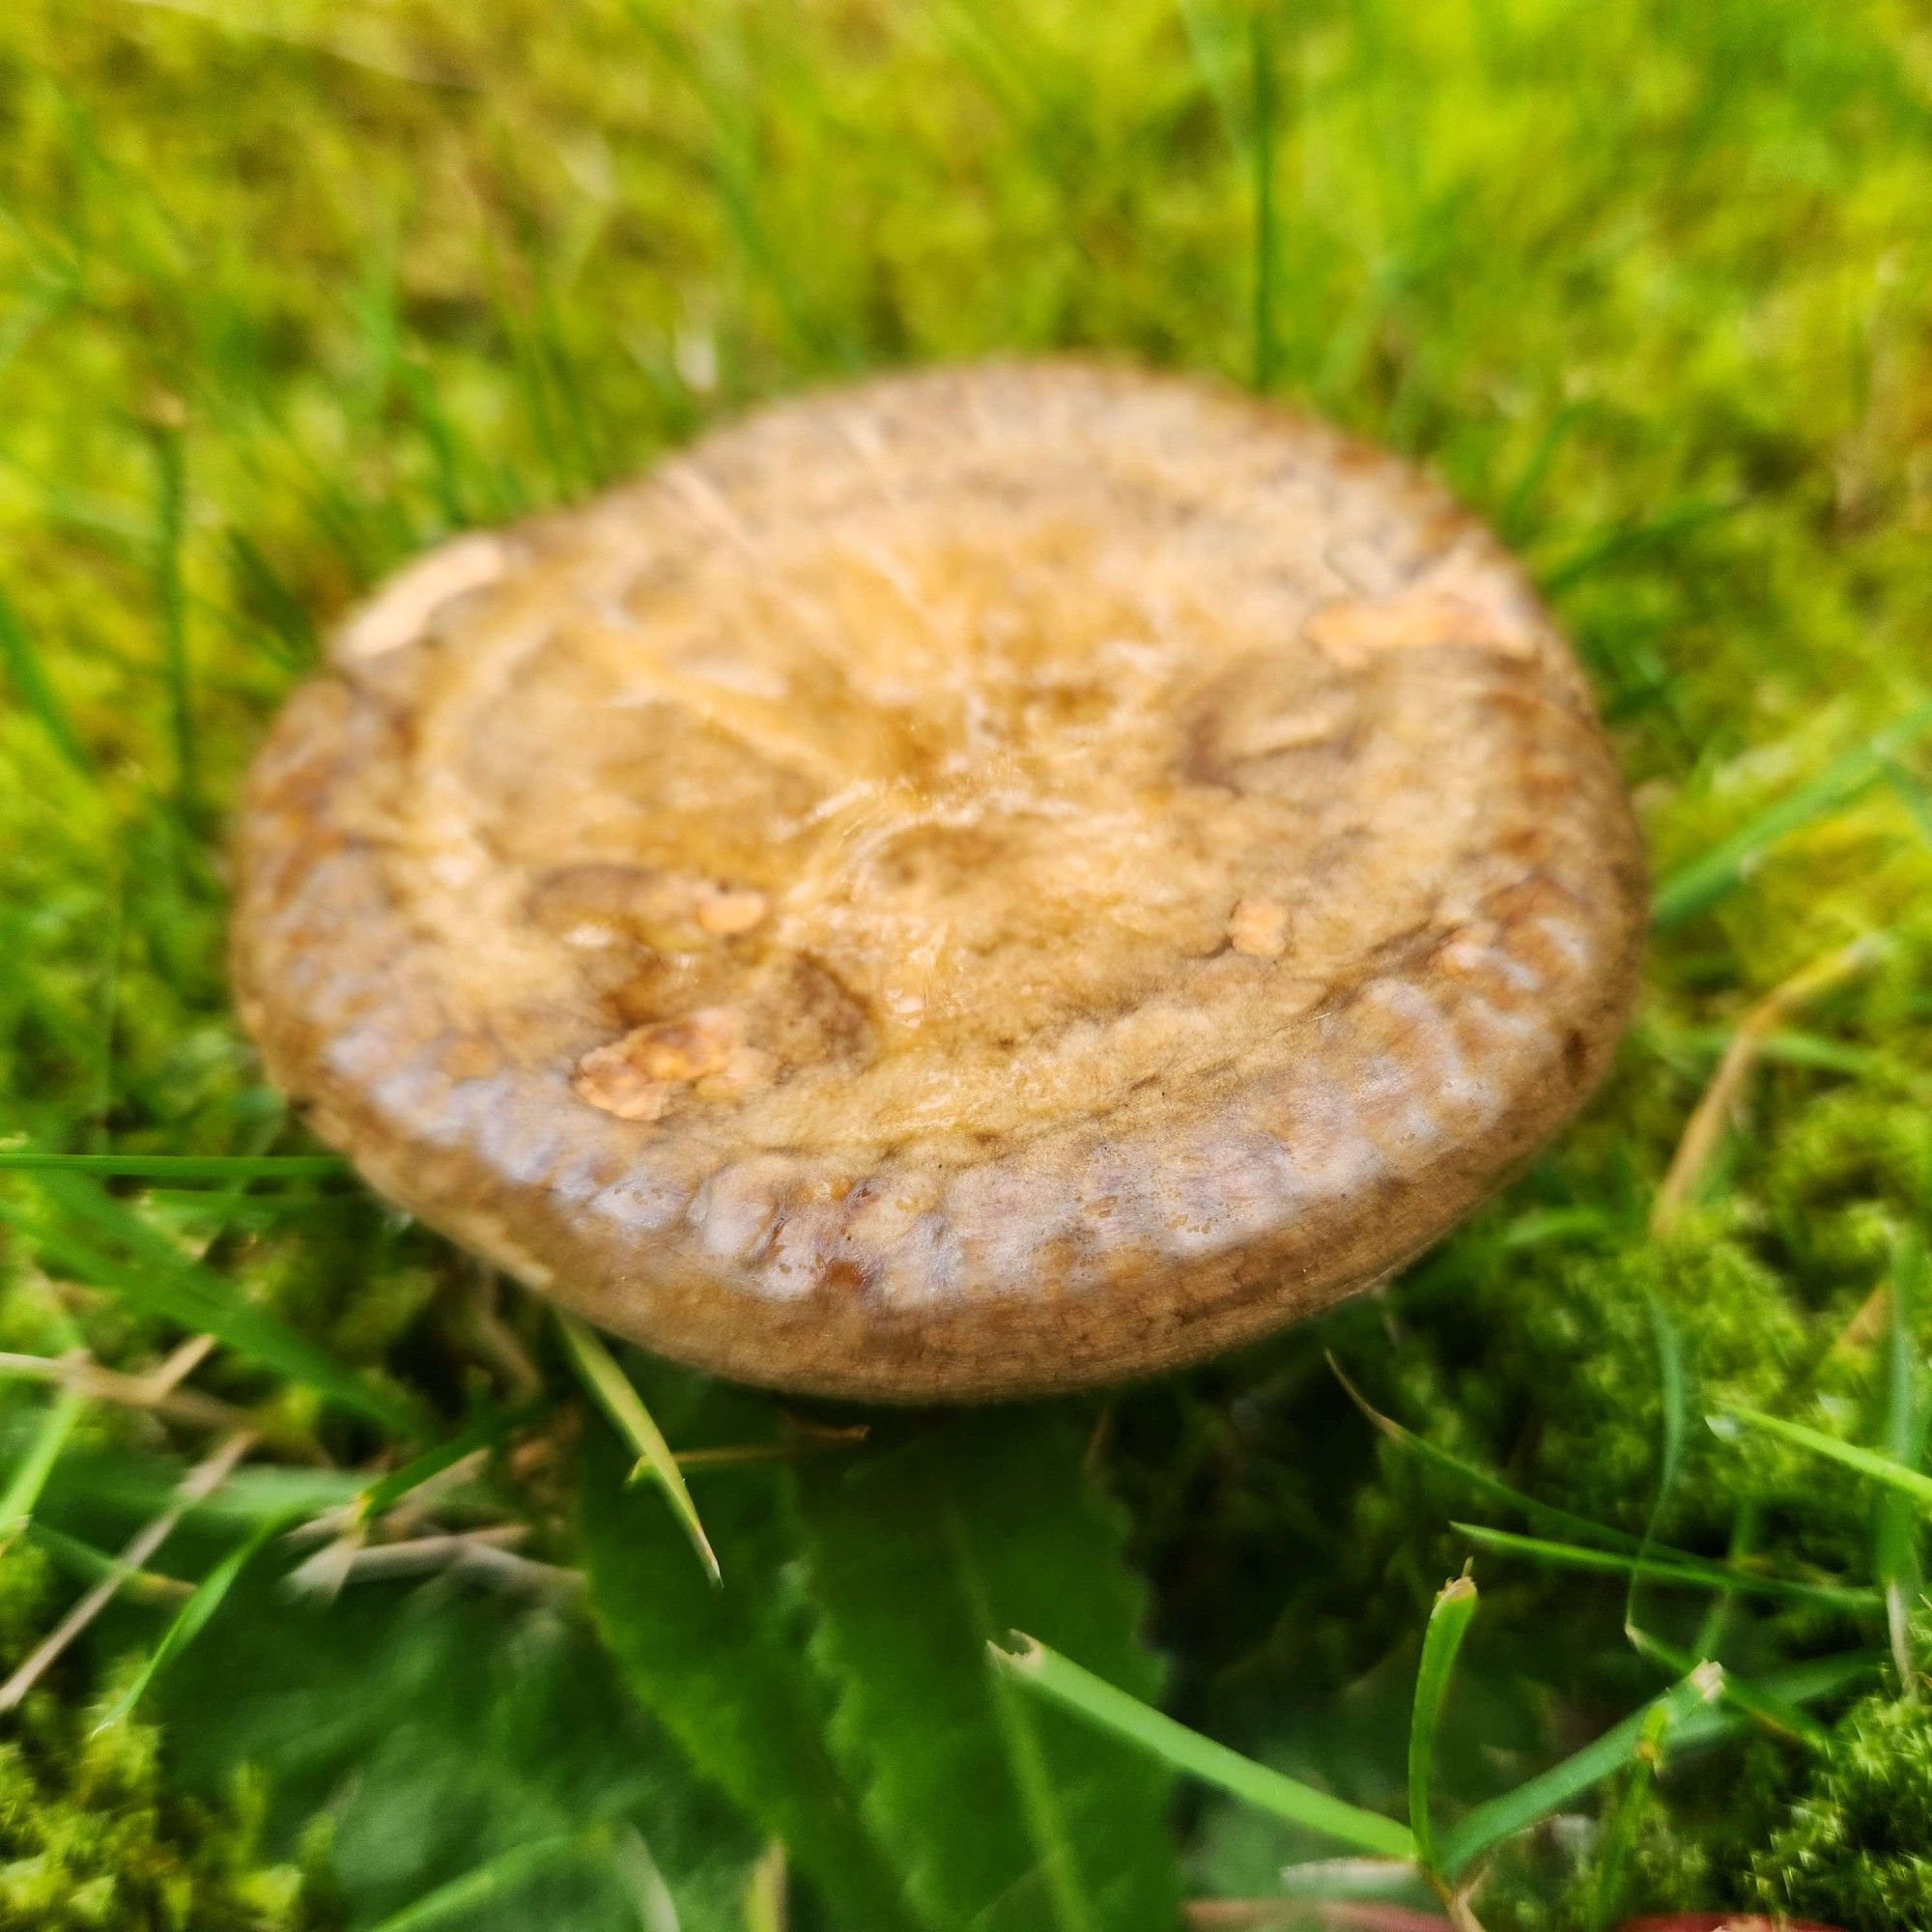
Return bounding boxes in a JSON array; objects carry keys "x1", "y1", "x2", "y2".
[{"x1": 232, "y1": 361, "x2": 1645, "y2": 1402}]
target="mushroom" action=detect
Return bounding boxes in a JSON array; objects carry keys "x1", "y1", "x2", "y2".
[{"x1": 232, "y1": 361, "x2": 1645, "y2": 1402}]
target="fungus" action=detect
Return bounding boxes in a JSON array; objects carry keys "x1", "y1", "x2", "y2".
[{"x1": 231, "y1": 361, "x2": 1646, "y2": 1401}]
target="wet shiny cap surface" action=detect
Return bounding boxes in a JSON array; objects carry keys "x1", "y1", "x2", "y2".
[{"x1": 232, "y1": 360, "x2": 1646, "y2": 1401}]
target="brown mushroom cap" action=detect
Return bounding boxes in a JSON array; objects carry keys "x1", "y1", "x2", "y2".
[{"x1": 232, "y1": 361, "x2": 1645, "y2": 1402}]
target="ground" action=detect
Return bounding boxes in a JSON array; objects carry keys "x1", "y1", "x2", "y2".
[{"x1": 2, "y1": 2, "x2": 1931, "y2": 1928}]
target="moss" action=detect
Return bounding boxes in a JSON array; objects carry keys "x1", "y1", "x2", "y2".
[
  {"x1": 1747, "y1": 1686, "x2": 1932, "y2": 1929},
  {"x1": 1483, "y1": 1678, "x2": 1932, "y2": 1932},
  {"x1": 1497, "y1": 1227, "x2": 1820, "y2": 1526},
  {"x1": 1762, "y1": 1090, "x2": 1932, "y2": 1281},
  {"x1": 0, "y1": 1554, "x2": 327, "y2": 1931},
  {"x1": 0, "y1": 1700, "x2": 326, "y2": 1932},
  {"x1": 1343, "y1": 1211, "x2": 1868, "y2": 1573},
  {"x1": 0, "y1": 1708, "x2": 327, "y2": 1932}
]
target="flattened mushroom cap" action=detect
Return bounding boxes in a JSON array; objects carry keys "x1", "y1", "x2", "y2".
[{"x1": 232, "y1": 361, "x2": 1646, "y2": 1402}]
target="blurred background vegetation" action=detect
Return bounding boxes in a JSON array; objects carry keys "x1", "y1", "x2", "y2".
[{"x1": 2, "y1": 1, "x2": 1932, "y2": 1927}]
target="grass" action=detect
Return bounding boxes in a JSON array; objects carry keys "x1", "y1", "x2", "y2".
[{"x1": 3, "y1": 1, "x2": 1932, "y2": 1928}]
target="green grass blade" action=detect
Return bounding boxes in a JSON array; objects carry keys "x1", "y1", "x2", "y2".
[
  {"x1": 1681, "y1": 1650, "x2": 1883, "y2": 1729},
  {"x1": 0, "y1": 1151, "x2": 347, "y2": 1180},
  {"x1": 559, "y1": 1313, "x2": 718, "y2": 1585},
  {"x1": 744, "y1": 1843, "x2": 787, "y2": 1932},
  {"x1": 1588, "y1": 1697, "x2": 1673, "y2": 1931},
  {"x1": 1691, "y1": 1499, "x2": 1761, "y2": 1662},
  {"x1": 1877, "y1": 1230, "x2": 1929, "y2": 1679},
  {"x1": 0, "y1": 583, "x2": 89, "y2": 771},
  {"x1": 143, "y1": 1193, "x2": 320, "y2": 1236},
  {"x1": 26, "y1": 1522, "x2": 188, "y2": 1605},
  {"x1": 1629, "y1": 1295, "x2": 1690, "y2": 1635},
  {"x1": 1437, "y1": 1666, "x2": 1723, "y2": 1880},
  {"x1": 1336, "y1": 1362, "x2": 1790, "y2": 1576},
  {"x1": 618, "y1": 1, "x2": 843, "y2": 367},
  {"x1": 992, "y1": 1634, "x2": 1417, "y2": 1863},
  {"x1": 1174, "y1": 0, "x2": 1242, "y2": 146},
  {"x1": 0, "y1": 1297, "x2": 87, "y2": 1539},
  {"x1": 0, "y1": 1179, "x2": 423, "y2": 1435},
  {"x1": 149, "y1": 415, "x2": 199, "y2": 816},
  {"x1": 396, "y1": 358, "x2": 492, "y2": 526},
  {"x1": 361, "y1": 1833, "x2": 585, "y2": 1932},
  {"x1": 1452, "y1": 1521, "x2": 1877, "y2": 1610},
  {"x1": 1498, "y1": 1206, "x2": 1615, "y2": 1251},
  {"x1": 1248, "y1": 9, "x2": 1279, "y2": 392},
  {"x1": 0, "y1": 1390, "x2": 86, "y2": 1543},
  {"x1": 528, "y1": 266, "x2": 605, "y2": 494},
  {"x1": 1438, "y1": 1651, "x2": 1875, "y2": 1884},
  {"x1": 223, "y1": 528, "x2": 318, "y2": 664},
  {"x1": 987, "y1": 1654, "x2": 1096, "y2": 1932},
  {"x1": 1337, "y1": 1361, "x2": 1652, "y2": 1552},
  {"x1": 1538, "y1": 497, "x2": 1740, "y2": 596},
  {"x1": 1407, "y1": 1574, "x2": 1477, "y2": 1875},
  {"x1": 1627, "y1": 1625, "x2": 1830, "y2": 1749},
  {"x1": 1653, "y1": 1022, "x2": 1895, "y2": 1082},
  {"x1": 355, "y1": 1401, "x2": 540, "y2": 1525},
  {"x1": 1497, "y1": 398, "x2": 1592, "y2": 543},
  {"x1": 95, "y1": 1513, "x2": 289, "y2": 1729},
  {"x1": 1724, "y1": 1404, "x2": 1932, "y2": 1507},
  {"x1": 793, "y1": 1410, "x2": 1181, "y2": 1931},
  {"x1": 1652, "y1": 696, "x2": 1932, "y2": 927},
  {"x1": 35, "y1": 1446, "x2": 365, "y2": 1528},
  {"x1": 1885, "y1": 757, "x2": 1932, "y2": 847}
]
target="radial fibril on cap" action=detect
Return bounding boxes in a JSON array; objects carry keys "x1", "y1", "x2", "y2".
[{"x1": 231, "y1": 360, "x2": 1646, "y2": 1402}]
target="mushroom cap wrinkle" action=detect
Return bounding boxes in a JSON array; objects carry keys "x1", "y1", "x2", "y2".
[{"x1": 232, "y1": 361, "x2": 1646, "y2": 1402}]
